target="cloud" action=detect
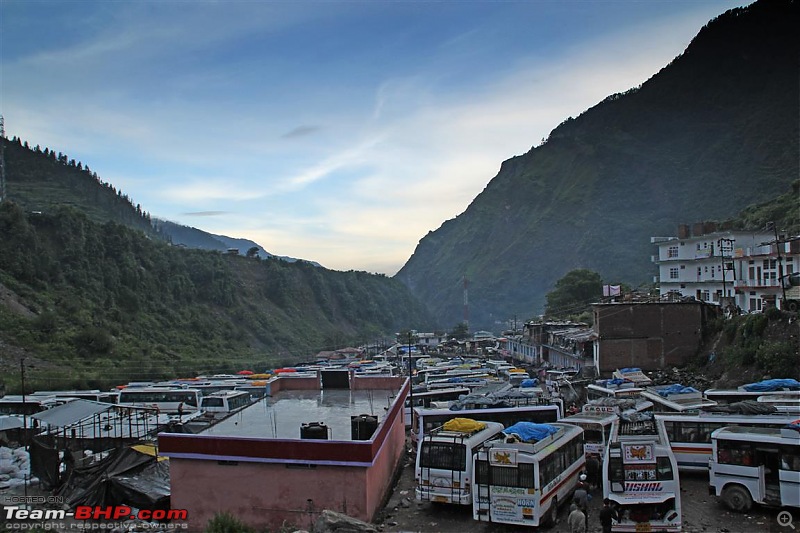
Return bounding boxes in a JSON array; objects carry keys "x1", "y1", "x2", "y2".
[
  {"x1": 281, "y1": 125, "x2": 321, "y2": 139},
  {"x1": 182, "y1": 211, "x2": 230, "y2": 217}
]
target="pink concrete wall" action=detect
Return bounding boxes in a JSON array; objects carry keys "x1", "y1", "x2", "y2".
[
  {"x1": 351, "y1": 375, "x2": 406, "y2": 390},
  {"x1": 162, "y1": 378, "x2": 410, "y2": 531}
]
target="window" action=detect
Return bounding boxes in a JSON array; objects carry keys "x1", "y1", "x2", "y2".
[
  {"x1": 669, "y1": 268, "x2": 679, "y2": 280},
  {"x1": 717, "y1": 441, "x2": 754, "y2": 466},
  {"x1": 420, "y1": 442, "x2": 466, "y2": 471},
  {"x1": 668, "y1": 246, "x2": 679, "y2": 258}
]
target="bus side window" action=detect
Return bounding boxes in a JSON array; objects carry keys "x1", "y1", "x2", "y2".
[{"x1": 780, "y1": 448, "x2": 800, "y2": 471}]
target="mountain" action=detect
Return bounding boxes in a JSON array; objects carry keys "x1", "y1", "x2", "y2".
[
  {"x1": 395, "y1": 0, "x2": 799, "y2": 329},
  {"x1": 153, "y1": 218, "x2": 319, "y2": 264},
  {"x1": 0, "y1": 140, "x2": 432, "y2": 390}
]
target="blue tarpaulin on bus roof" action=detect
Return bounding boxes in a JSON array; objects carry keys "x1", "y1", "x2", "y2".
[
  {"x1": 619, "y1": 368, "x2": 641, "y2": 373},
  {"x1": 656, "y1": 384, "x2": 698, "y2": 397},
  {"x1": 742, "y1": 379, "x2": 800, "y2": 392},
  {"x1": 502, "y1": 422, "x2": 558, "y2": 443},
  {"x1": 520, "y1": 379, "x2": 538, "y2": 388}
]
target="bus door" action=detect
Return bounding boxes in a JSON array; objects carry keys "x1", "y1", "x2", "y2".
[{"x1": 754, "y1": 446, "x2": 781, "y2": 504}]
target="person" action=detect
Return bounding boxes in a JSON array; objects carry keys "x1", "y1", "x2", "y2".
[
  {"x1": 599, "y1": 498, "x2": 618, "y2": 533},
  {"x1": 573, "y1": 477, "x2": 590, "y2": 529},
  {"x1": 568, "y1": 503, "x2": 586, "y2": 533},
  {"x1": 585, "y1": 454, "x2": 601, "y2": 491}
]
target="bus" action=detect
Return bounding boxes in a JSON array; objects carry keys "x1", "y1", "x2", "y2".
[
  {"x1": 0, "y1": 395, "x2": 61, "y2": 417},
  {"x1": 411, "y1": 402, "x2": 561, "y2": 445},
  {"x1": 709, "y1": 423, "x2": 800, "y2": 512},
  {"x1": 117, "y1": 387, "x2": 201, "y2": 414},
  {"x1": 472, "y1": 422, "x2": 585, "y2": 527},
  {"x1": 414, "y1": 418, "x2": 505, "y2": 505},
  {"x1": 756, "y1": 393, "x2": 800, "y2": 414},
  {"x1": 703, "y1": 387, "x2": 800, "y2": 405},
  {"x1": 200, "y1": 390, "x2": 252, "y2": 414},
  {"x1": 641, "y1": 385, "x2": 717, "y2": 413},
  {"x1": 603, "y1": 418, "x2": 681, "y2": 532},
  {"x1": 655, "y1": 411, "x2": 800, "y2": 471},
  {"x1": 403, "y1": 387, "x2": 470, "y2": 425},
  {"x1": 29, "y1": 390, "x2": 118, "y2": 403},
  {"x1": 586, "y1": 382, "x2": 644, "y2": 402},
  {"x1": 562, "y1": 398, "x2": 654, "y2": 459}
]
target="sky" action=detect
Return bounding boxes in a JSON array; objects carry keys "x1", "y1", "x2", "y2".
[{"x1": 0, "y1": 0, "x2": 750, "y2": 275}]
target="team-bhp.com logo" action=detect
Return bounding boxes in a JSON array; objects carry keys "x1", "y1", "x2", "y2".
[{"x1": 5, "y1": 505, "x2": 188, "y2": 521}]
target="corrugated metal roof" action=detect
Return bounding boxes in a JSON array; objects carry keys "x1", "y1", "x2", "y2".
[
  {"x1": 31, "y1": 399, "x2": 113, "y2": 427},
  {"x1": 0, "y1": 416, "x2": 24, "y2": 431}
]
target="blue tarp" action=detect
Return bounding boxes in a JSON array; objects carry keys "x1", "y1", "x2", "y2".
[
  {"x1": 656, "y1": 384, "x2": 699, "y2": 397},
  {"x1": 619, "y1": 368, "x2": 641, "y2": 373},
  {"x1": 520, "y1": 379, "x2": 539, "y2": 388},
  {"x1": 605, "y1": 378, "x2": 628, "y2": 386},
  {"x1": 742, "y1": 379, "x2": 800, "y2": 392},
  {"x1": 502, "y1": 422, "x2": 559, "y2": 443}
]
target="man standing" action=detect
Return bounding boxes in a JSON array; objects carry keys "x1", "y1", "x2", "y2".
[
  {"x1": 599, "y1": 498, "x2": 618, "y2": 533},
  {"x1": 573, "y1": 475, "x2": 590, "y2": 530},
  {"x1": 568, "y1": 503, "x2": 587, "y2": 533}
]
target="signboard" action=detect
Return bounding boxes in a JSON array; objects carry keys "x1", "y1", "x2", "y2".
[
  {"x1": 583, "y1": 405, "x2": 616, "y2": 414},
  {"x1": 489, "y1": 448, "x2": 518, "y2": 467},
  {"x1": 622, "y1": 481, "x2": 664, "y2": 493},
  {"x1": 622, "y1": 443, "x2": 653, "y2": 463}
]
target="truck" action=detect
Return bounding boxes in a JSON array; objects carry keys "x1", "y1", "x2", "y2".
[{"x1": 781, "y1": 272, "x2": 800, "y2": 312}]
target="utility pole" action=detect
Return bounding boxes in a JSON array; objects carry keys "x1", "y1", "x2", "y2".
[
  {"x1": 766, "y1": 222, "x2": 788, "y2": 307},
  {"x1": 0, "y1": 115, "x2": 6, "y2": 203},
  {"x1": 407, "y1": 331, "x2": 414, "y2": 424},
  {"x1": 717, "y1": 238, "x2": 735, "y2": 305}
]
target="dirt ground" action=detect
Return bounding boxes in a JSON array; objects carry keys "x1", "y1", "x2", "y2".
[{"x1": 375, "y1": 449, "x2": 799, "y2": 533}]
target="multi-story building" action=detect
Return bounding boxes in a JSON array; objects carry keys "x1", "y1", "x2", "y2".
[{"x1": 652, "y1": 222, "x2": 799, "y2": 312}]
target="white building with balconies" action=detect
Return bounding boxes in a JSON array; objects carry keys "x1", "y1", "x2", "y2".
[{"x1": 652, "y1": 222, "x2": 798, "y2": 313}]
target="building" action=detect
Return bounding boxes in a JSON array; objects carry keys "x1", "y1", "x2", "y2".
[
  {"x1": 592, "y1": 301, "x2": 720, "y2": 374},
  {"x1": 520, "y1": 321, "x2": 594, "y2": 368},
  {"x1": 159, "y1": 372, "x2": 408, "y2": 531},
  {"x1": 652, "y1": 223, "x2": 799, "y2": 312}
]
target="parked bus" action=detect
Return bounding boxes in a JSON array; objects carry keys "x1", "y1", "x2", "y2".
[
  {"x1": 29, "y1": 390, "x2": 118, "y2": 403},
  {"x1": 199, "y1": 390, "x2": 252, "y2": 414},
  {"x1": 603, "y1": 418, "x2": 681, "y2": 532},
  {"x1": 117, "y1": 387, "x2": 201, "y2": 414},
  {"x1": 641, "y1": 385, "x2": 717, "y2": 413},
  {"x1": 415, "y1": 418, "x2": 505, "y2": 505},
  {"x1": 562, "y1": 398, "x2": 653, "y2": 459},
  {"x1": 403, "y1": 387, "x2": 470, "y2": 425},
  {"x1": 472, "y1": 422, "x2": 585, "y2": 527},
  {"x1": 756, "y1": 393, "x2": 800, "y2": 414},
  {"x1": 655, "y1": 411, "x2": 800, "y2": 471},
  {"x1": 704, "y1": 387, "x2": 800, "y2": 405},
  {"x1": 411, "y1": 402, "x2": 561, "y2": 445},
  {"x1": 0, "y1": 395, "x2": 61, "y2": 417},
  {"x1": 709, "y1": 423, "x2": 800, "y2": 512},
  {"x1": 586, "y1": 382, "x2": 644, "y2": 402}
]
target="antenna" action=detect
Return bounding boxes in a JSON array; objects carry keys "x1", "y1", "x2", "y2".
[
  {"x1": 463, "y1": 275, "x2": 469, "y2": 328},
  {"x1": 0, "y1": 115, "x2": 5, "y2": 203}
]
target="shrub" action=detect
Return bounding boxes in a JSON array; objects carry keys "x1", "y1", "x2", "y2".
[
  {"x1": 205, "y1": 512, "x2": 255, "y2": 533},
  {"x1": 756, "y1": 341, "x2": 799, "y2": 378}
]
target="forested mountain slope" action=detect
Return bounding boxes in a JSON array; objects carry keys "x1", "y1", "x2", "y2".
[
  {"x1": 396, "y1": 0, "x2": 799, "y2": 329},
  {"x1": 0, "y1": 144, "x2": 432, "y2": 389}
]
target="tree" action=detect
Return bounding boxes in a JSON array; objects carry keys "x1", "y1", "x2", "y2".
[
  {"x1": 449, "y1": 322, "x2": 470, "y2": 340},
  {"x1": 246, "y1": 246, "x2": 260, "y2": 258},
  {"x1": 544, "y1": 269, "x2": 603, "y2": 319}
]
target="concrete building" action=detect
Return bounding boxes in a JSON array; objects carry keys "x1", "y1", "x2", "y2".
[
  {"x1": 159, "y1": 372, "x2": 408, "y2": 532},
  {"x1": 652, "y1": 223, "x2": 799, "y2": 312},
  {"x1": 592, "y1": 301, "x2": 720, "y2": 374}
]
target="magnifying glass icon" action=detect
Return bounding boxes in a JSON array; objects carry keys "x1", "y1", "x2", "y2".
[{"x1": 778, "y1": 511, "x2": 796, "y2": 530}]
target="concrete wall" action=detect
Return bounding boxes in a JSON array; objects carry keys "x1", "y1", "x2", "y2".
[
  {"x1": 161, "y1": 377, "x2": 409, "y2": 531},
  {"x1": 593, "y1": 302, "x2": 716, "y2": 373}
]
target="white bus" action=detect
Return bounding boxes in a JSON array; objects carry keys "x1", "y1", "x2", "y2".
[
  {"x1": 403, "y1": 387, "x2": 470, "y2": 425},
  {"x1": 411, "y1": 402, "x2": 561, "y2": 445},
  {"x1": 641, "y1": 385, "x2": 717, "y2": 413},
  {"x1": 200, "y1": 390, "x2": 252, "y2": 414},
  {"x1": 29, "y1": 390, "x2": 118, "y2": 403},
  {"x1": 603, "y1": 419, "x2": 681, "y2": 532},
  {"x1": 562, "y1": 399, "x2": 654, "y2": 458},
  {"x1": 709, "y1": 424, "x2": 800, "y2": 512},
  {"x1": 655, "y1": 412, "x2": 800, "y2": 472},
  {"x1": 756, "y1": 393, "x2": 800, "y2": 414},
  {"x1": 472, "y1": 422, "x2": 585, "y2": 527},
  {"x1": 703, "y1": 387, "x2": 800, "y2": 405},
  {"x1": 117, "y1": 387, "x2": 201, "y2": 414},
  {"x1": 586, "y1": 382, "x2": 644, "y2": 402},
  {"x1": 414, "y1": 418, "x2": 505, "y2": 505}
]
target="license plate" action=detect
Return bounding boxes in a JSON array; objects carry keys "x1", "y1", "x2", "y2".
[
  {"x1": 432, "y1": 496, "x2": 449, "y2": 503},
  {"x1": 635, "y1": 524, "x2": 652, "y2": 533}
]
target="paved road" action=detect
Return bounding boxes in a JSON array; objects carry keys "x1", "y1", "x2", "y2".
[{"x1": 377, "y1": 459, "x2": 799, "y2": 533}]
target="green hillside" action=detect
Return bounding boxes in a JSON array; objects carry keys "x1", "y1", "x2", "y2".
[
  {"x1": 0, "y1": 142, "x2": 432, "y2": 391},
  {"x1": 396, "y1": 0, "x2": 799, "y2": 329}
]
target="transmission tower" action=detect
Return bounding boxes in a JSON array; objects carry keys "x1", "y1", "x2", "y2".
[
  {"x1": 0, "y1": 115, "x2": 6, "y2": 203},
  {"x1": 463, "y1": 275, "x2": 469, "y2": 329}
]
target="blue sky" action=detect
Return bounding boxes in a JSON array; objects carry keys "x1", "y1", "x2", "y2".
[{"x1": 0, "y1": 0, "x2": 748, "y2": 275}]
